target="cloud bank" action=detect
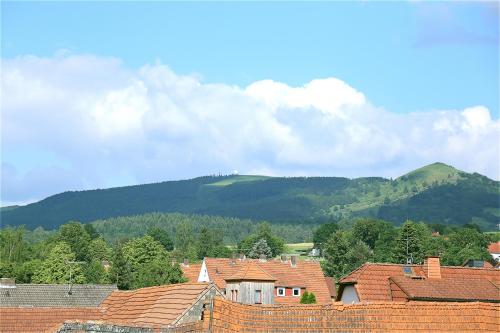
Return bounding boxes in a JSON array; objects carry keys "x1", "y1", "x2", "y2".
[{"x1": 2, "y1": 54, "x2": 499, "y2": 204}]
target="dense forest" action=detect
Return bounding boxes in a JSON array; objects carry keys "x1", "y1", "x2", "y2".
[
  {"x1": 1, "y1": 218, "x2": 497, "y2": 290},
  {"x1": 2, "y1": 163, "x2": 499, "y2": 231}
]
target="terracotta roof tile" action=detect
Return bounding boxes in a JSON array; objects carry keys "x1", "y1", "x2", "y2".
[
  {"x1": 208, "y1": 298, "x2": 500, "y2": 332},
  {"x1": 339, "y1": 262, "x2": 500, "y2": 302},
  {"x1": 324, "y1": 276, "x2": 336, "y2": 298},
  {"x1": 488, "y1": 241, "x2": 500, "y2": 254},
  {"x1": 225, "y1": 262, "x2": 276, "y2": 282},
  {"x1": 101, "y1": 282, "x2": 214, "y2": 329},
  {"x1": 0, "y1": 307, "x2": 102, "y2": 333},
  {"x1": 183, "y1": 258, "x2": 332, "y2": 304},
  {"x1": 180, "y1": 263, "x2": 201, "y2": 282},
  {"x1": 389, "y1": 276, "x2": 500, "y2": 302}
]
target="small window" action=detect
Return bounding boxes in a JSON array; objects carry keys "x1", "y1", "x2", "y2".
[
  {"x1": 255, "y1": 290, "x2": 262, "y2": 304},
  {"x1": 277, "y1": 287, "x2": 285, "y2": 296},
  {"x1": 292, "y1": 288, "x2": 301, "y2": 296},
  {"x1": 403, "y1": 266, "x2": 413, "y2": 275}
]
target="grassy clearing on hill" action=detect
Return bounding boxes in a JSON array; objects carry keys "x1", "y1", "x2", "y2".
[{"x1": 205, "y1": 175, "x2": 270, "y2": 186}]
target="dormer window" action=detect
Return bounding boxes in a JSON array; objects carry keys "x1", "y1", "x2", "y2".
[
  {"x1": 277, "y1": 287, "x2": 285, "y2": 296},
  {"x1": 292, "y1": 288, "x2": 301, "y2": 296}
]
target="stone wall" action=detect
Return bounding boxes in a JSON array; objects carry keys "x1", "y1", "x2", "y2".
[{"x1": 56, "y1": 322, "x2": 153, "y2": 333}]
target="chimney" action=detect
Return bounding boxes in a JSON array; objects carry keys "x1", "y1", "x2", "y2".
[
  {"x1": 280, "y1": 254, "x2": 288, "y2": 262},
  {"x1": 183, "y1": 258, "x2": 189, "y2": 267},
  {"x1": 230, "y1": 253, "x2": 236, "y2": 265},
  {"x1": 290, "y1": 255, "x2": 297, "y2": 267},
  {"x1": 0, "y1": 278, "x2": 16, "y2": 289},
  {"x1": 238, "y1": 253, "x2": 246, "y2": 260},
  {"x1": 259, "y1": 254, "x2": 267, "y2": 262},
  {"x1": 424, "y1": 256, "x2": 441, "y2": 279}
]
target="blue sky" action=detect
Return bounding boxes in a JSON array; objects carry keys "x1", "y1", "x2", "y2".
[{"x1": 1, "y1": 1, "x2": 499, "y2": 205}]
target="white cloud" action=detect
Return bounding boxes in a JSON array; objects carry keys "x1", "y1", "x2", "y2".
[{"x1": 1, "y1": 54, "x2": 499, "y2": 204}]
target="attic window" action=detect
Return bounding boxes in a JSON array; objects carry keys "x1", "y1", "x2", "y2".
[
  {"x1": 255, "y1": 290, "x2": 262, "y2": 304},
  {"x1": 292, "y1": 288, "x2": 301, "y2": 296}
]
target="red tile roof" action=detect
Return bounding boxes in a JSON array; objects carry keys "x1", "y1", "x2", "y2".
[
  {"x1": 100, "y1": 282, "x2": 216, "y2": 329},
  {"x1": 324, "y1": 276, "x2": 336, "y2": 299},
  {"x1": 488, "y1": 241, "x2": 500, "y2": 254},
  {"x1": 183, "y1": 257, "x2": 332, "y2": 304},
  {"x1": 0, "y1": 307, "x2": 102, "y2": 333},
  {"x1": 180, "y1": 263, "x2": 202, "y2": 282},
  {"x1": 208, "y1": 297, "x2": 500, "y2": 332},
  {"x1": 389, "y1": 276, "x2": 500, "y2": 302},
  {"x1": 225, "y1": 262, "x2": 276, "y2": 282},
  {"x1": 338, "y1": 262, "x2": 500, "y2": 302}
]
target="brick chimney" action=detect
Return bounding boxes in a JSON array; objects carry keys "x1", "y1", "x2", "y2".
[
  {"x1": 290, "y1": 255, "x2": 297, "y2": 267},
  {"x1": 424, "y1": 256, "x2": 441, "y2": 279}
]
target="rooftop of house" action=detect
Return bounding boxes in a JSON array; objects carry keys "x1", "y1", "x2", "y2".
[
  {"x1": 182, "y1": 257, "x2": 332, "y2": 304},
  {"x1": 488, "y1": 241, "x2": 500, "y2": 254},
  {"x1": 0, "y1": 307, "x2": 103, "y2": 333},
  {"x1": 181, "y1": 262, "x2": 202, "y2": 282},
  {"x1": 0, "y1": 280, "x2": 117, "y2": 308},
  {"x1": 225, "y1": 262, "x2": 276, "y2": 282},
  {"x1": 209, "y1": 297, "x2": 500, "y2": 333},
  {"x1": 324, "y1": 276, "x2": 336, "y2": 299},
  {"x1": 100, "y1": 282, "x2": 219, "y2": 329},
  {"x1": 338, "y1": 261, "x2": 500, "y2": 302},
  {"x1": 389, "y1": 276, "x2": 499, "y2": 302}
]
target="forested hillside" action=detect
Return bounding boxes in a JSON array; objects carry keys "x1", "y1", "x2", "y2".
[{"x1": 2, "y1": 163, "x2": 499, "y2": 231}]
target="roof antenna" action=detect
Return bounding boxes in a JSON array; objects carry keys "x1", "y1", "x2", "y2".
[
  {"x1": 406, "y1": 233, "x2": 413, "y2": 265},
  {"x1": 66, "y1": 261, "x2": 85, "y2": 295}
]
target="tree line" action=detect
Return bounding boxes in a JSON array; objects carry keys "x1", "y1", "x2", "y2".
[
  {"x1": 316, "y1": 218, "x2": 498, "y2": 279},
  {"x1": 1, "y1": 217, "x2": 497, "y2": 289},
  {"x1": 0, "y1": 221, "x2": 286, "y2": 289}
]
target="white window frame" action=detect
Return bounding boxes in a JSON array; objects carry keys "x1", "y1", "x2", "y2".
[
  {"x1": 276, "y1": 287, "x2": 285, "y2": 296},
  {"x1": 292, "y1": 287, "x2": 301, "y2": 297}
]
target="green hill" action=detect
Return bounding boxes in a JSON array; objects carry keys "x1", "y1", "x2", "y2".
[{"x1": 1, "y1": 163, "x2": 499, "y2": 230}]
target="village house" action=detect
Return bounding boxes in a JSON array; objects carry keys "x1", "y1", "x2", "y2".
[
  {"x1": 337, "y1": 256, "x2": 500, "y2": 303},
  {"x1": 488, "y1": 241, "x2": 500, "y2": 263},
  {"x1": 0, "y1": 278, "x2": 117, "y2": 308},
  {"x1": 1, "y1": 277, "x2": 499, "y2": 332},
  {"x1": 0, "y1": 281, "x2": 221, "y2": 333},
  {"x1": 0, "y1": 278, "x2": 117, "y2": 333},
  {"x1": 181, "y1": 255, "x2": 333, "y2": 304}
]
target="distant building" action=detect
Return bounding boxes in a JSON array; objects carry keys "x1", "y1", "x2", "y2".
[
  {"x1": 488, "y1": 241, "x2": 500, "y2": 262},
  {"x1": 337, "y1": 256, "x2": 500, "y2": 303},
  {"x1": 182, "y1": 255, "x2": 332, "y2": 304}
]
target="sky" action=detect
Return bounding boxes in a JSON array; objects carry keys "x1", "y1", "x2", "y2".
[{"x1": 1, "y1": 1, "x2": 499, "y2": 205}]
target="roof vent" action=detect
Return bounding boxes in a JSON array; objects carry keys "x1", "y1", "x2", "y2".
[{"x1": 0, "y1": 278, "x2": 16, "y2": 289}]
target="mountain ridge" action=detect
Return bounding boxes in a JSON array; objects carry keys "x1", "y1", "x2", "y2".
[{"x1": 1, "y1": 162, "x2": 498, "y2": 230}]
